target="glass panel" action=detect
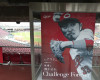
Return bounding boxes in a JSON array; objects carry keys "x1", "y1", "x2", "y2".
[
  {"x1": 33, "y1": 22, "x2": 42, "y2": 79},
  {"x1": 0, "y1": 22, "x2": 31, "y2": 80},
  {"x1": 92, "y1": 23, "x2": 100, "y2": 80}
]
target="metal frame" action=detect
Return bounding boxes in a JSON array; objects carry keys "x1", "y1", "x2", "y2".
[
  {"x1": 29, "y1": 2, "x2": 100, "y2": 80},
  {"x1": 29, "y1": 6, "x2": 36, "y2": 80}
]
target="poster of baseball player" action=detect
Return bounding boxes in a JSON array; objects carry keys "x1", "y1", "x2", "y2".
[{"x1": 41, "y1": 12, "x2": 96, "y2": 80}]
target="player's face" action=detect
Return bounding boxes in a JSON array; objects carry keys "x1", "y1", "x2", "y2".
[{"x1": 61, "y1": 23, "x2": 81, "y2": 40}]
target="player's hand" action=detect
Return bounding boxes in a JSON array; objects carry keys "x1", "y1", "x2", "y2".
[{"x1": 50, "y1": 40, "x2": 64, "y2": 63}]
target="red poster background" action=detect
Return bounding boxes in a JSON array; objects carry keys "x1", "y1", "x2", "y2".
[{"x1": 41, "y1": 12, "x2": 96, "y2": 80}]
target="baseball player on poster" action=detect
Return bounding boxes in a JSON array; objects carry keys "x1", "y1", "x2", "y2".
[{"x1": 50, "y1": 13, "x2": 94, "y2": 80}]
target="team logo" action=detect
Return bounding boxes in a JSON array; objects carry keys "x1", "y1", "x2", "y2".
[{"x1": 64, "y1": 13, "x2": 71, "y2": 18}]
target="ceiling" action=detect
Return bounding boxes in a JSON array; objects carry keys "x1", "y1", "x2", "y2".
[
  {"x1": 0, "y1": 1, "x2": 100, "y2": 22},
  {"x1": 5, "y1": 0, "x2": 100, "y2": 3}
]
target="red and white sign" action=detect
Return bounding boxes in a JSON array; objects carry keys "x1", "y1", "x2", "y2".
[{"x1": 41, "y1": 12, "x2": 96, "y2": 80}]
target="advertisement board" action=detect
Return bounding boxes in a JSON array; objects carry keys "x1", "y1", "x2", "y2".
[{"x1": 41, "y1": 12, "x2": 96, "y2": 80}]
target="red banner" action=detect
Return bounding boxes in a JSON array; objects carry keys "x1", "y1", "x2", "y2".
[{"x1": 41, "y1": 12, "x2": 96, "y2": 80}]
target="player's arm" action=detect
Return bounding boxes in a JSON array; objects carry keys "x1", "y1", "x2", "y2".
[
  {"x1": 60, "y1": 29, "x2": 94, "y2": 50},
  {"x1": 60, "y1": 39, "x2": 93, "y2": 50}
]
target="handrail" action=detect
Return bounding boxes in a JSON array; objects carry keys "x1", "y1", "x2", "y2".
[{"x1": 0, "y1": 62, "x2": 31, "y2": 66}]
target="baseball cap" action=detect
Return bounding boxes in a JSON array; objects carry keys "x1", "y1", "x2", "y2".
[{"x1": 58, "y1": 18, "x2": 80, "y2": 28}]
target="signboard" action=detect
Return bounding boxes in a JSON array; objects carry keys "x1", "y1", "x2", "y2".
[{"x1": 41, "y1": 12, "x2": 96, "y2": 80}]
